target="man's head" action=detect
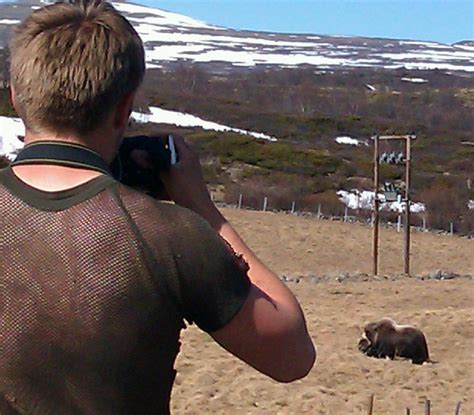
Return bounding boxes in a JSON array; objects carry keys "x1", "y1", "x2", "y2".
[{"x1": 9, "y1": 0, "x2": 145, "y2": 137}]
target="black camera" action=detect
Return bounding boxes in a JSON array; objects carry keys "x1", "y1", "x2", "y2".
[{"x1": 111, "y1": 134, "x2": 178, "y2": 198}]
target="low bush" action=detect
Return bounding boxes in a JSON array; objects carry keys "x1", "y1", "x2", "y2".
[{"x1": 0, "y1": 156, "x2": 10, "y2": 169}]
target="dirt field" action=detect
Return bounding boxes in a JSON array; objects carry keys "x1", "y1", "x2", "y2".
[{"x1": 171, "y1": 208, "x2": 473, "y2": 414}]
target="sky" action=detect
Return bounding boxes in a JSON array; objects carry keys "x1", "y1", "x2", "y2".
[{"x1": 140, "y1": 0, "x2": 473, "y2": 44}]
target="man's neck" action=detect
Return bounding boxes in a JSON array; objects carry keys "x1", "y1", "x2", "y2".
[
  {"x1": 11, "y1": 164, "x2": 103, "y2": 192},
  {"x1": 11, "y1": 129, "x2": 118, "y2": 192},
  {"x1": 23, "y1": 129, "x2": 118, "y2": 164}
]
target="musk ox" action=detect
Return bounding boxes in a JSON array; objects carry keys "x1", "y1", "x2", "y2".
[{"x1": 358, "y1": 318, "x2": 433, "y2": 364}]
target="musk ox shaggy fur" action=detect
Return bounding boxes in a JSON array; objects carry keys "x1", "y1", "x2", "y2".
[{"x1": 358, "y1": 318, "x2": 432, "y2": 365}]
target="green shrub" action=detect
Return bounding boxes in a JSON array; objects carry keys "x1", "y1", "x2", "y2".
[
  {"x1": 0, "y1": 156, "x2": 10, "y2": 169},
  {"x1": 0, "y1": 89, "x2": 16, "y2": 117}
]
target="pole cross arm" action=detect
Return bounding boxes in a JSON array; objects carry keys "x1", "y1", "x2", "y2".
[{"x1": 371, "y1": 134, "x2": 417, "y2": 141}]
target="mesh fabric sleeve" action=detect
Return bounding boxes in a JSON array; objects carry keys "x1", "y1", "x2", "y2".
[
  {"x1": 167, "y1": 211, "x2": 252, "y2": 332},
  {"x1": 120, "y1": 188, "x2": 251, "y2": 333}
]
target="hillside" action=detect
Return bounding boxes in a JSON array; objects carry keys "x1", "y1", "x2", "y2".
[
  {"x1": 132, "y1": 67, "x2": 474, "y2": 234},
  {"x1": 0, "y1": 1, "x2": 473, "y2": 234},
  {"x1": 1, "y1": 1, "x2": 473, "y2": 73}
]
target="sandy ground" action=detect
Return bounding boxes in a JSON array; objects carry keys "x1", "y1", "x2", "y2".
[{"x1": 171, "y1": 208, "x2": 473, "y2": 414}]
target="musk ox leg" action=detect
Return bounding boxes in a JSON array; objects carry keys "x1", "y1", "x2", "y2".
[
  {"x1": 376, "y1": 343, "x2": 395, "y2": 360},
  {"x1": 358, "y1": 338, "x2": 371, "y2": 354},
  {"x1": 365, "y1": 344, "x2": 380, "y2": 358},
  {"x1": 398, "y1": 336, "x2": 430, "y2": 364},
  {"x1": 411, "y1": 346, "x2": 429, "y2": 364}
]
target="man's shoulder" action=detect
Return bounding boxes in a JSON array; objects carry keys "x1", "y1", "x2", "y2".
[{"x1": 117, "y1": 183, "x2": 207, "y2": 232}]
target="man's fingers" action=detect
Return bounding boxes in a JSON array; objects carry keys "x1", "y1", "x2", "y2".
[
  {"x1": 170, "y1": 135, "x2": 197, "y2": 161},
  {"x1": 130, "y1": 149, "x2": 154, "y2": 169}
]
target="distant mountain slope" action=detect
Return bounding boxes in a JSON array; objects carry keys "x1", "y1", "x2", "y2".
[{"x1": 0, "y1": 0, "x2": 473, "y2": 74}]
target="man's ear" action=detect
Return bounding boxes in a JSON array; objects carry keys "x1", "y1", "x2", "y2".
[{"x1": 114, "y1": 91, "x2": 135, "y2": 130}]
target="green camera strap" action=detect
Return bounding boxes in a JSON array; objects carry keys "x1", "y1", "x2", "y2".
[{"x1": 12, "y1": 141, "x2": 113, "y2": 176}]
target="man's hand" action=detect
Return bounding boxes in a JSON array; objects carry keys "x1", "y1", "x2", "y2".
[{"x1": 159, "y1": 135, "x2": 224, "y2": 228}]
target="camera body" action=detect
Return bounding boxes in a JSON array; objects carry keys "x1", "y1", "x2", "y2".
[{"x1": 111, "y1": 134, "x2": 177, "y2": 198}]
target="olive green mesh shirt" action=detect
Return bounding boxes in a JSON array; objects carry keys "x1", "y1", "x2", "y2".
[{"x1": 0, "y1": 167, "x2": 251, "y2": 414}]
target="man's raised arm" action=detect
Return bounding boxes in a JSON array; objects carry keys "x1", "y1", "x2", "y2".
[{"x1": 160, "y1": 135, "x2": 316, "y2": 382}]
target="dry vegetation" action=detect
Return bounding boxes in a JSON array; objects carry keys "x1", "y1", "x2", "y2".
[
  {"x1": 172, "y1": 208, "x2": 473, "y2": 414},
  {"x1": 1, "y1": 53, "x2": 473, "y2": 234},
  {"x1": 141, "y1": 66, "x2": 474, "y2": 235}
]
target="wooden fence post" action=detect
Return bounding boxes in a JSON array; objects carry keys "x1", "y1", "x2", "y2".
[
  {"x1": 367, "y1": 394, "x2": 374, "y2": 415},
  {"x1": 291, "y1": 201, "x2": 296, "y2": 214},
  {"x1": 406, "y1": 408, "x2": 411, "y2": 415},
  {"x1": 455, "y1": 401, "x2": 462, "y2": 415},
  {"x1": 317, "y1": 204, "x2": 321, "y2": 219},
  {"x1": 263, "y1": 196, "x2": 268, "y2": 212},
  {"x1": 238, "y1": 194, "x2": 243, "y2": 209},
  {"x1": 425, "y1": 399, "x2": 431, "y2": 415}
]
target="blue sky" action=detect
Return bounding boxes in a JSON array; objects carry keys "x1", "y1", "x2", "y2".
[{"x1": 141, "y1": 0, "x2": 473, "y2": 44}]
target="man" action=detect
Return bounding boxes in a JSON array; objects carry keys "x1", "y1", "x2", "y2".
[{"x1": 0, "y1": 1, "x2": 315, "y2": 413}]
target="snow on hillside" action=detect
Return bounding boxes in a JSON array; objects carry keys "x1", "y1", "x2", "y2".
[
  {"x1": 113, "y1": 2, "x2": 222, "y2": 31},
  {"x1": 0, "y1": 117, "x2": 24, "y2": 159},
  {"x1": 337, "y1": 189, "x2": 426, "y2": 214},
  {"x1": 0, "y1": 19, "x2": 20, "y2": 25},
  {"x1": 335, "y1": 136, "x2": 368, "y2": 146},
  {"x1": 131, "y1": 107, "x2": 276, "y2": 141},
  {"x1": 108, "y1": 2, "x2": 474, "y2": 72},
  {"x1": 401, "y1": 77, "x2": 428, "y2": 83},
  {"x1": 0, "y1": 1, "x2": 473, "y2": 72},
  {"x1": 0, "y1": 110, "x2": 275, "y2": 159}
]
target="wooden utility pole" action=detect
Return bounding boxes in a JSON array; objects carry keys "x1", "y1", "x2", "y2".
[
  {"x1": 373, "y1": 135, "x2": 380, "y2": 276},
  {"x1": 404, "y1": 136, "x2": 412, "y2": 275},
  {"x1": 372, "y1": 134, "x2": 416, "y2": 276}
]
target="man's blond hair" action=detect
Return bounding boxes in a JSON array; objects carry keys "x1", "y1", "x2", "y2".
[{"x1": 9, "y1": 0, "x2": 145, "y2": 134}]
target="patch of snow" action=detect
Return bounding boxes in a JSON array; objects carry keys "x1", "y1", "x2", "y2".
[
  {"x1": 454, "y1": 44, "x2": 474, "y2": 52},
  {"x1": 132, "y1": 107, "x2": 277, "y2": 141},
  {"x1": 402, "y1": 62, "x2": 474, "y2": 72},
  {"x1": 378, "y1": 50, "x2": 474, "y2": 60},
  {"x1": 112, "y1": 2, "x2": 222, "y2": 31},
  {"x1": 337, "y1": 190, "x2": 377, "y2": 210},
  {"x1": 0, "y1": 19, "x2": 20, "y2": 25},
  {"x1": 0, "y1": 108, "x2": 276, "y2": 162},
  {"x1": 335, "y1": 136, "x2": 368, "y2": 146},
  {"x1": 468, "y1": 200, "x2": 474, "y2": 210},
  {"x1": 337, "y1": 189, "x2": 425, "y2": 213},
  {"x1": 365, "y1": 84, "x2": 377, "y2": 91},
  {"x1": 134, "y1": 26, "x2": 334, "y2": 49},
  {"x1": 387, "y1": 199, "x2": 426, "y2": 214},
  {"x1": 401, "y1": 77, "x2": 428, "y2": 83},
  {"x1": 399, "y1": 40, "x2": 447, "y2": 48},
  {"x1": 145, "y1": 45, "x2": 350, "y2": 68},
  {"x1": 0, "y1": 117, "x2": 25, "y2": 159}
]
